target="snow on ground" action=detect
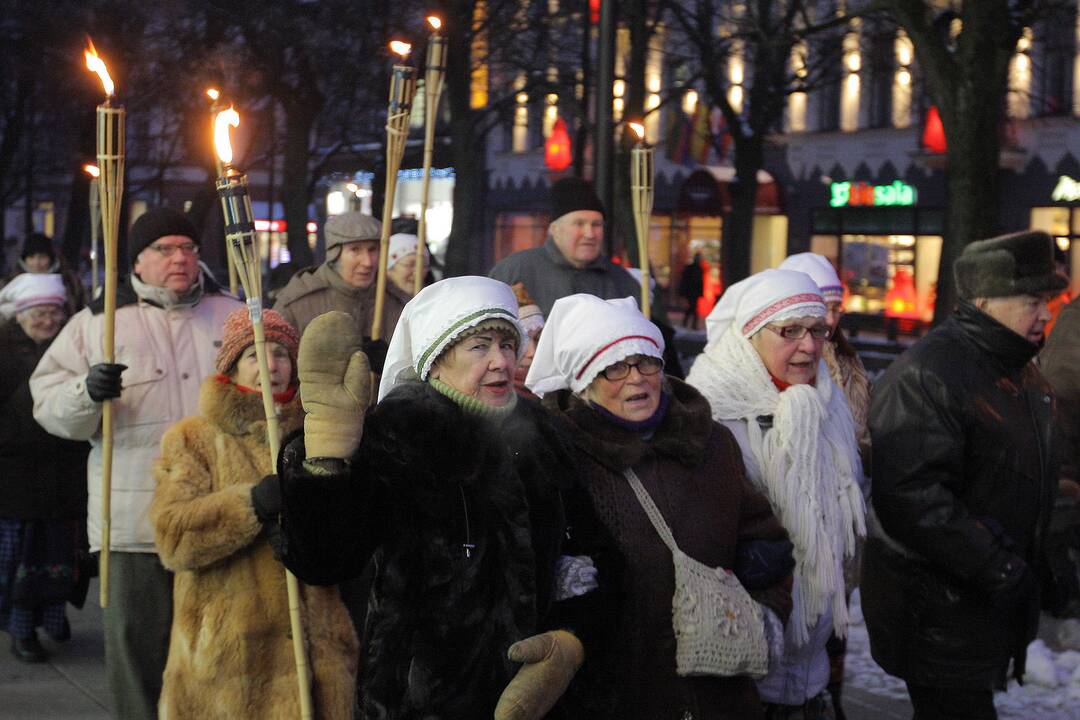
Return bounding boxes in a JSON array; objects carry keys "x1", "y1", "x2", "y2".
[{"x1": 844, "y1": 590, "x2": 1080, "y2": 719}]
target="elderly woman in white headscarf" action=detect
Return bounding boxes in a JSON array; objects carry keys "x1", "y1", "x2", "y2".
[
  {"x1": 687, "y1": 269, "x2": 866, "y2": 720},
  {"x1": 256, "y1": 277, "x2": 604, "y2": 720},
  {"x1": 527, "y1": 294, "x2": 793, "y2": 720},
  {"x1": 384, "y1": 232, "x2": 430, "y2": 297}
]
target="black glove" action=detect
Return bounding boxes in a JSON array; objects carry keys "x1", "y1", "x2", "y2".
[
  {"x1": 85, "y1": 363, "x2": 127, "y2": 402},
  {"x1": 361, "y1": 337, "x2": 389, "y2": 375},
  {"x1": 734, "y1": 538, "x2": 795, "y2": 590},
  {"x1": 251, "y1": 474, "x2": 282, "y2": 523},
  {"x1": 983, "y1": 554, "x2": 1037, "y2": 613}
]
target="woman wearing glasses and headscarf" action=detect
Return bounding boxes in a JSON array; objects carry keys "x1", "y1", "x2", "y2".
[
  {"x1": 687, "y1": 269, "x2": 866, "y2": 720},
  {"x1": 526, "y1": 294, "x2": 793, "y2": 720}
]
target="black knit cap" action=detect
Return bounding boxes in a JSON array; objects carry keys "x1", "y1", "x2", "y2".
[
  {"x1": 954, "y1": 230, "x2": 1069, "y2": 299},
  {"x1": 128, "y1": 207, "x2": 198, "y2": 266},
  {"x1": 550, "y1": 177, "x2": 605, "y2": 221},
  {"x1": 21, "y1": 233, "x2": 55, "y2": 261}
]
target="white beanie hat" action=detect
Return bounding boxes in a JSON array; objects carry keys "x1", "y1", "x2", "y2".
[
  {"x1": 0, "y1": 273, "x2": 66, "y2": 320},
  {"x1": 525, "y1": 294, "x2": 664, "y2": 396},
  {"x1": 386, "y1": 233, "x2": 430, "y2": 270},
  {"x1": 379, "y1": 276, "x2": 527, "y2": 401},
  {"x1": 705, "y1": 268, "x2": 825, "y2": 341},
  {"x1": 778, "y1": 253, "x2": 844, "y2": 303}
]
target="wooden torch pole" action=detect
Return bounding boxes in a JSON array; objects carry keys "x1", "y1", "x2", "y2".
[
  {"x1": 414, "y1": 19, "x2": 446, "y2": 297},
  {"x1": 630, "y1": 123, "x2": 654, "y2": 318},
  {"x1": 372, "y1": 45, "x2": 417, "y2": 343},
  {"x1": 217, "y1": 158, "x2": 314, "y2": 719},
  {"x1": 95, "y1": 101, "x2": 124, "y2": 608}
]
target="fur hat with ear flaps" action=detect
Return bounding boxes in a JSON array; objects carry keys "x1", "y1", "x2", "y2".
[{"x1": 954, "y1": 230, "x2": 1069, "y2": 300}]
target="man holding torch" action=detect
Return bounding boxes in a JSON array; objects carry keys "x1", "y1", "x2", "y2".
[{"x1": 30, "y1": 207, "x2": 240, "y2": 720}]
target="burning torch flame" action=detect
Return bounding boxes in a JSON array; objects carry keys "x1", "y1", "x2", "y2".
[
  {"x1": 628, "y1": 122, "x2": 646, "y2": 141},
  {"x1": 389, "y1": 41, "x2": 412, "y2": 59},
  {"x1": 206, "y1": 87, "x2": 220, "y2": 102},
  {"x1": 83, "y1": 164, "x2": 100, "y2": 178},
  {"x1": 214, "y1": 107, "x2": 240, "y2": 167},
  {"x1": 427, "y1": 16, "x2": 442, "y2": 31},
  {"x1": 84, "y1": 39, "x2": 115, "y2": 99}
]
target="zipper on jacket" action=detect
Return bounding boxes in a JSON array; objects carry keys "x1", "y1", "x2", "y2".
[{"x1": 459, "y1": 486, "x2": 475, "y2": 559}]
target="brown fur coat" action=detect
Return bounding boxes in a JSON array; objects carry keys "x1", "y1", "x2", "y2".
[{"x1": 151, "y1": 376, "x2": 358, "y2": 720}]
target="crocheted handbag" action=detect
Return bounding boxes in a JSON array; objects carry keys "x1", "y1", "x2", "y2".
[{"x1": 623, "y1": 468, "x2": 769, "y2": 679}]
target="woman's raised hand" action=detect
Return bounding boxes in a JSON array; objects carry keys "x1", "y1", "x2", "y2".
[{"x1": 298, "y1": 311, "x2": 371, "y2": 459}]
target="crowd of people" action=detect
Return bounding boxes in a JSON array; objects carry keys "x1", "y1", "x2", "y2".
[{"x1": 0, "y1": 176, "x2": 1076, "y2": 720}]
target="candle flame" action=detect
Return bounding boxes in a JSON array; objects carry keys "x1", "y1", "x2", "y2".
[
  {"x1": 389, "y1": 40, "x2": 412, "y2": 59},
  {"x1": 83, "y1": 164, "x2": 100, "y2": 178},
  {"x1": 628, "y1": 122, "x2": 645, "y2": 141},
  {"x1": 84, "y1": 39, "x2": 115, "y2": 98},
  {"x1": 427, "y1": 16, "x2": 442, "y2": 30},
  {"x1": 214, "y1": 106, "x2": 240, "y2": 166},
  {"x1": 206, "y1": 87, "x2": 220, "y2": 101}
]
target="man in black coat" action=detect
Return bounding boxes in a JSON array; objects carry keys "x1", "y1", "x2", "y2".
[{"x1": 862, "y1": 230, "x2": 1066, "y2": 720}]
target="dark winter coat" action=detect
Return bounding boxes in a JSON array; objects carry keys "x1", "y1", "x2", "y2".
[
  {"x1": 863, "y1": 300, "x2": 1058, "y2": 689},
  {"x1": 1040, "y1": 296, "x2": 1080, "y2": 480},
  {"x1": 0, "y1": 320, "x2": 88, "y2": 520},
  {"x1": 276, "y1": 381, "x2": 607, "y2": 720},
  {"x1": 544, "y1": 378, "x2": 792, "y2": 720}
]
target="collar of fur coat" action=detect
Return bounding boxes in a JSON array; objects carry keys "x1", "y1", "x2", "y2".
[
  {"x1": 200, "y1": 374, "x2": 304, "y2": 438},
  {"x1": 542, "y1": 377, "x2": 713, "y2": 472}
]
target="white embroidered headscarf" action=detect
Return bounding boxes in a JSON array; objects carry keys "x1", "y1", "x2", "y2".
[
  {"x1": 687, "y1": 268, "x2": 866, "y2": 644},
  {"x1": 379, "y1": 276, "x2": 527, "y2": 401},
  {"x1": 778, "y1": 253, "x2": 844, "y2": 303},
  {"x1": 525, "y1": 294, "x2": 664, "y2": 396}
]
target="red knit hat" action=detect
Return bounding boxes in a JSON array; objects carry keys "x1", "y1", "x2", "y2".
[{"x1": 215, "y1": 307, "x2": 300, "y2": 375}]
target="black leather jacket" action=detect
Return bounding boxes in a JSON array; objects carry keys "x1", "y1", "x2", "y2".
[{"x1": 861, "y1": 300, "x2": 1058, "y2": 689}]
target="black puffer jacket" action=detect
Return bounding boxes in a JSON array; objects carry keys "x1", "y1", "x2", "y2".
[
  {"x1": 862, "y1": 300, "x2": 1058, "y2": 689},
  {"x1": 276, "y1": 381, "x2": 608, "y2": 720},
  {"x1": 0, "y1": 321, "x2": 89, "y2": 519}
]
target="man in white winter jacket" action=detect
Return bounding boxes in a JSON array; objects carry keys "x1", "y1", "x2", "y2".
[{"x1": 30, "y1": 207, "x2": 240, "y2": 720}]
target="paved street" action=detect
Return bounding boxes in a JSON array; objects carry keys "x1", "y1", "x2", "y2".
[{"x1": 0, "y1": 579, "x2": 918, "y2": 720}]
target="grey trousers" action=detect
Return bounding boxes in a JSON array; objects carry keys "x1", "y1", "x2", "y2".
[{"x1": 102, "y1": 552, "x2": 173, "y2": 720}]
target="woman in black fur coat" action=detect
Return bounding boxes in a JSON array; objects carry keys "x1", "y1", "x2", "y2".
[{"x1": 257, "y1": 278, "x2": 611, "y2": 720}]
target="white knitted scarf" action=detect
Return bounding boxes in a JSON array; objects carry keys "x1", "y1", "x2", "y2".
[{"x1": 687, "y1": 326, "x2": 866, "y2": 645}]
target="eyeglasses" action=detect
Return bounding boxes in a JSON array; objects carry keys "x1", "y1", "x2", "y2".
[
  {"x1": 600, "y1": 356, "x2": 664, "y2": 381},
  {"x1": 764, "y1": 323, "x2": 832, "y2": 341},
  {"x1": 147, "y1": 242, "x2": 199, "y2": 258},
  {"x1": 24, "y1": 307, "x2": 66, "y2": 322}
]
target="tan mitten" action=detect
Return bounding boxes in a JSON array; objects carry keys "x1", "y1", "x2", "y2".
[
  {"x1": 298, "y1": 311, "x2": 371, "y2": 459},
  {"x1": 494, "y1": 630, "x2": 585, "y2": 720}
]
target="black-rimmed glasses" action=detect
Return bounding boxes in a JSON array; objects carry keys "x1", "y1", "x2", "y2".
[{"x1": 600, "y1": 356, "x2": 664, "y2": 381}]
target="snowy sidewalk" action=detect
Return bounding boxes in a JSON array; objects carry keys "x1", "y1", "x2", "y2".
[{"x1": 844, "y1": 590, "x2": 1080, "y2": 720}]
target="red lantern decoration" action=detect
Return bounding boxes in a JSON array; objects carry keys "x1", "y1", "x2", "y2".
[
  {"x1": 545, "y1": 118, "x2": 573, "y2": 172},
  {"x1": 589, "y1": 0, "x2": 601, "y2": 24},
  {"x1": 922, "y1": 105, "x2": 947, "y2": 154}
]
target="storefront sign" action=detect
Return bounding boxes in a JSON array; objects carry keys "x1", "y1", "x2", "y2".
[
  {"x1": 1051, "y1": 175, "x2": 1080, "y2": 202},
  {"x1": 829, "y1": 180, "x2": 917, "y2": 208}
]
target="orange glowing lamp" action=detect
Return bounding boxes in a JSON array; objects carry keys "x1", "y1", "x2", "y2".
[
  {"x1": 427, "y1": 16, "x2": 442, "y2": 31},
  {"x1": 545, "y1": 118, "x2": 573, "y2": 172},
  {"x1": 206, "y1": 87, "x2": 220, "y2": 102},
  {"x1": 885, "y1": 267, "x2": 919, "y2": 319},
  {"x1": 83, "y1": 163, "x2": 100, "y2": 178},
  {"x1": 390, "y1": 40, "x2": 413, "y2": 60},
  {"x1": 84, "y1": 39, "x2": 115, "y2": 99}
]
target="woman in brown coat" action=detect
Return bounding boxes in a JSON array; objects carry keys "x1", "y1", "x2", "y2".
[
  {"x1": 526, "y1": 294, "x2": 793, "y2": 720},
  {"x1": 150, "y1": 308, "x2": 357, "y2": 719}
]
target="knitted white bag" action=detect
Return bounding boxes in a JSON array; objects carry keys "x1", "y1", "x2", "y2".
[{"x1": 624, "y1": 468, "x2": 769, "y2": 679}]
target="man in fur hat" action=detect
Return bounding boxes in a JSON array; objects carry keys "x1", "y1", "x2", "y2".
[
  {"x1": 489, "y1": 177, "x2": 683, "y2": 377},
  {"x1": 30, "y1": 206, "x2": 241, "y2": 719},
  {"x1": 862, "y1": 230, "x2": 1066, "y2": 720},
  {"x1": 273, "y1": 211, "x2": 403, "y2": 372}
]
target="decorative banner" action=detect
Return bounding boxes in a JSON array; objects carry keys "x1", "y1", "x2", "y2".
[{"x1": 830, "y1": 180, "x2": 917, "y2": 208}]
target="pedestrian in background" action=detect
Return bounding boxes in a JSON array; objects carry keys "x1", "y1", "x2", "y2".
[
  {"x1": 688, "y1": 269, "x2": 866, "y2": 720},
  {"x1": 2, "y1": 233, "x2": 85, "y2": 318},
  {"x1": 0, "y1": 274, "x2": 89, "y2": 663},
  {"x1": 678, "y1": 253, "x2": 705, "y2": 329},
  {"x1": 863, "y1": 230, "x2": 1063, "y2": 720}
]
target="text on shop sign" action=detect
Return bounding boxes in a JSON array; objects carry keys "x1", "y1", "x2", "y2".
[{"x1": 829, "y1": 180, "x2": 917, "y2": 208}]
